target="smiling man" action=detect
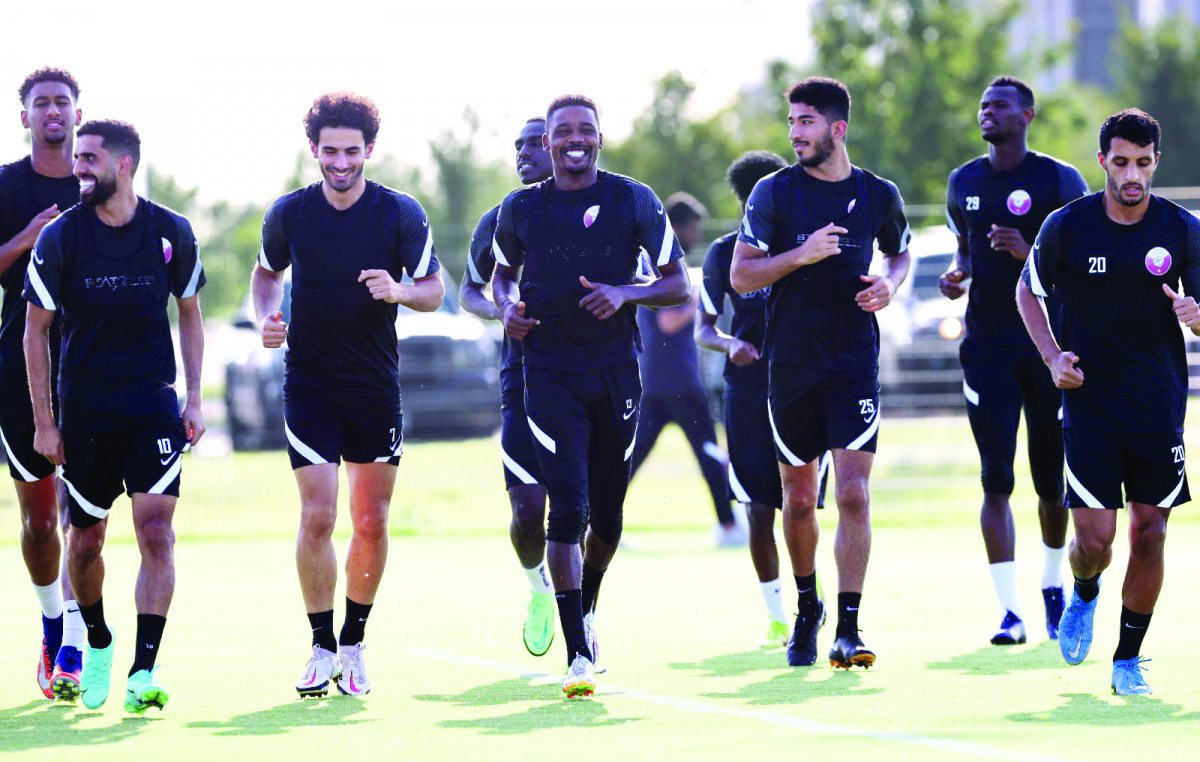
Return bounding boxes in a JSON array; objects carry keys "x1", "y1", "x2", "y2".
[
  {"x1": 252, "y1": 92, "x2": 444, "y2": 698},
  {"x1": 1017, "y1": 109, "x2": 1200, "y2": 696},
  {"x1": 940, "y1": 76, "x2": 1088, "y2": 647},
  {"x1": 491, "y1": 94, "x2": 690, "y2": 698}
]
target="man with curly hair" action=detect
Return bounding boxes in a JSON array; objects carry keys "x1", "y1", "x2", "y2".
[{"x1": 252, "y1": 92, "x2": 445, "y2": 697}]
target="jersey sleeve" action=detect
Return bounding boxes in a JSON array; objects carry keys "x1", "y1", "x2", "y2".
[
  {"x1": 1180, "y1": 210, "x2": 1200, "y2": 301},
  {"x1": 491, "y1": 191, "x2": 524, "y2": 269},
  {"x1": 699, "y1": 238, "x2": 727, "y2": 317},
  {"x1": 945, "y1": 168, "x2": 966, "y2": 237},
  {"x1": 466, "y1": 206, "x2": 499, "y2": 286},
  {"x1": 258, "y1": 196, "x2": 291, "y2": 272},
  {"x1": 1022, "y1": 207, "x2": 1066, "y2": 297},
  {"x1": 23, "y1": 218, "x2": 64, "y2": 311},
  {"x1": 737, "y1": 176, "x2": 776, "y2": 253},
  {"x1": 1057, "y1": 163, "x2": 1089, "y2": 206},
  {"x1": 166, "y1": 214, "x2": 206, "y2": 298},
  {"x1": 877, "y1": 179, "x2": 911, "y2": 255},
  {"x1": 632, "y1": 182, "x2": 684, "y2": 269},
  {"x1": 394, "y1": 196, "x2": 439, "y2": 280}
]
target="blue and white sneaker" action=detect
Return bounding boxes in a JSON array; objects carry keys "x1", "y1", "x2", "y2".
[
  {"x1": 1112, "y1": 657, "x2": 1153, "y2": 695},
  {"x1": 1042, "y1": 587, "x2": 1065, "y2": 640},
  {"x1": 1059, "y1": 588, "x2": 1099, "y2": 665},
  {"x1": 990, "y1": 611, "x2": 1027, "y2": 645}
]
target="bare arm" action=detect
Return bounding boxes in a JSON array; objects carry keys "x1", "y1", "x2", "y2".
[
  {"x1": 176, "y1": 294, "x2": 206, "y2": 446},
  {"x1": 578, "y1": 258, "x2": 691, "y2": 320},
  {"x1": 856, "y1": 249, "x2": 912, "y2": 313},
  {"x1": 1016, "y1": 278, "x2": 1081, "y2": 388},
  {"x1": 0, "y1": 205, "x2": 59, "y2": 278},
  {"x1": 694, "y1": 309, "x2": 760, "y2": 367},
  {"x1": 460, "y1": 276, "x2": 500, "y2": 321},
  {"x1": 23, "y1": 303, "x2": 62, "y2": 464},
  {"x1": 656, "y1": 290, "x2": 697, "y2": 334},
  {"x1": 493, "y1": 262, "x2": 538, "y2": 339},
  {"x1": 251, "y1": 264, "x2": 288, "y2": 348},
  {"x1": 729, "y1": 222, "x2": 846, "y2": 295}
]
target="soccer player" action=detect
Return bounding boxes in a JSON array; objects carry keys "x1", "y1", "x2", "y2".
[
  {"x1": 0, "y1": 68, "x2": 86, "y2": 700},
  {"x1": 697, "y1": 150, "x2": 832, "y2": 650},
  {"x1": 730, "y1": 78, "x2": 911, "y2": 669},
  {"x1": 24, "y1": 119, "x2": 206, "y2": 713},
  {"x1": 458, "y1": 117, "x2": 556, "y2": 657},
  {"x1": 1017, "y1": 109, "x2": 1198, "y2": 696},
  {"x1": 629, "y1": 193, "x2": 744, "y2": 547},
  {"x1": 491, "y1": 95, "x2": 690, "y2": 697},
  {"x1": 253, "y1": 93, "x2": 444, "y2": 698},
  {"x1": 940, "y1": 76, "x2": 1088, "y2": 645}
]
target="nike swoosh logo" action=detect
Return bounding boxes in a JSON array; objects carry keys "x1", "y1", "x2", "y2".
[
  {"x1": 159, "y1": 455, "x2": 175, "y2": 466},
  {"x1": 422, "y1": 218, "x2": 429, "y2": 227},
  {"x1": 846, "y1": 607, "x2": 858, "y2": 611},
  {"x1": 747, "y1": 203, "x2": 754, "y2": 211},
  {"x1": 1068, "y1": 639, "x2": 1083, "y2": 660},
  {"x1": 1178, "y1": 467, "x2": 1186, "y2": 476},
  {"x1": 623, "y1": 408, "x2": 636, "y2": 420},
  {"x1": 656, "y1": 206, "x2": 663, "y2": 215},
  {"x1": 1123, "y1": 623, "x2": 1145, "y2": 629},
  {"x1": 32, "y1": 250, "x2": 44, "y2": 266}
]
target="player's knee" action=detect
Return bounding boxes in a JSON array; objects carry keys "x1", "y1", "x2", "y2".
[
  {"x1": 1073, "y1": 531, "x2": 1113, "y2": 563},
  {"x1": 546, "y1": 503, "x2": 587, "y2": 545},
  {"x1": 21, "y1": 509, "x2": 59, "y2": 547},
  {"x1": 510, "y1": 510, "x2": 544, "y2": 544},
  {"x1": 980, "y1": 461, "x2": 1016, "y2": 496},
  {"x1": 299, "y1": 505, "x2": 337, "y2": 540},
  {"x1": 744, "y1": 503, "x2": 775, "y2": 539},
  {"x1": 834, "y1": 479, "x2": 870, "y2": 516},
  {"x1": 781, "y1": 475, "x2": 818, "y2": 517},
  {"x1": 136, "y1": 515, "x2": 175, "y2": 560},
  {"x1": 69, "y1": 525, "x2": 104, "y2": 563},
  {"x1": 588, "y1": 508, "x2": 622, "y2": 547},
  {"x1": 352, "y1": 509, "x2": 388, "y2": 545},
  {"x1": 1130, "y1": 516, "x2": 1168, "y2": 559}
]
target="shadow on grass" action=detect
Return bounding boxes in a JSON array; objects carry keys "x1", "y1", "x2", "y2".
[
  {"x1": 668, "y1": 649, "x2": 788, "y2": 678},
  {"x1": 414, "y1": 677, "x2": 546, "y2": 708},
  {"x1": 927, "y1": 640, "x2": 1066, "y2": 676},
  {"x1": 185, "y1": 695, "x2": 368, "y2": 736},
  {"x1": 1007, "y1": 692, "x2": 1200, "y2": 725},
  {"x1": 704, "y1": 667, "x2": 885, "y2": 706},
  {"x1": 0, "y1": 699, "x2": 151, "y2": 751}
]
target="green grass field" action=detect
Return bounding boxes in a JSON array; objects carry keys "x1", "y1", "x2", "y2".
[{"x1": 2, "y1": 415, "x2": 1199, "y2": 760}]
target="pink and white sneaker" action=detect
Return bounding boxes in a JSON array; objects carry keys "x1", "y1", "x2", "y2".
[
  {"x1": 337, "y1": 643, "x2": 370, "y2": 696},
  {"x1": 296, "y1": 645, "x2": 340, "y2": 698},
  {"x1": 37, "y1": 638, "x2": 54, "y2": 699}
]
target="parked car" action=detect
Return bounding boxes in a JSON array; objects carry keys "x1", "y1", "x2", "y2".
[{"x1": 224, "y1": 270, "x2": 500, "y2": 450}]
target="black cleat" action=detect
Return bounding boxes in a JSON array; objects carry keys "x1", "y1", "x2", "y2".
[
  {"x1": 990, "y1": 610, "x2": 1027, "y2": 645},
  {"x1": 786, "y1": 601, "x2": 826, "y2": 667},
  {"x1": 1042, "y1": 587, "x2": 1065, "y2": 641},
  {"x1": 829, "y1": 632, "x2": 876, "y2": 670}
]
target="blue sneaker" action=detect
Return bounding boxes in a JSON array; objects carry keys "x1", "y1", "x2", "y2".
[
  {"x1": 1043, "y1": 587, "x2": 1065, "y2": 640},
  {"x1": 990, "y1": 611, "x2": 1027, "y2": 645},
  {"x1": 1059, "y1": 588, "x2": 1099, "y2": 665},
  {"x1": 1112, "y1": 656, "x2": 1153, "y2": 695}
]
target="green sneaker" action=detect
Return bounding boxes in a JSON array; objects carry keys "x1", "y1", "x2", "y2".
[
  {"x1": 523, "y1": 590, "x2": 555, "y2": 656},
  {"x1": 81, "y1": 637, "x2": 115, "y2": 710},
  {"x1": 758, "y1": 619, "x2": 790, "y2": 649},
  {"x1": 125, "y1": 667, "x2": 169, "y2": 714}
]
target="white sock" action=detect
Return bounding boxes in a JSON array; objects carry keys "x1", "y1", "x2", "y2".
[
  {"x1": 34, "y1": 579, "x2": 63, "y2": 619},
  {"x1": 759, "y1": 578, "x2": 786, "y2": 624},
  {"x1": 63, "y1": 600, "x2": 87, "y2": 649},
  {"x1": 523, "y1": 561, "x2": 553, "y2": 594},
  {"x1": 1042, "y1": 544, "x2": 1066, "y2": 590},
  {"x1": 988, "y1": 562, "x2": 1022, "y2": 618}
]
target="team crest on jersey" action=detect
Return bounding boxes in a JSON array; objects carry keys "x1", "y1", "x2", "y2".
[
  {"x1": 583, "y1": 205, "x2": 600, "y2": 228},
  {"x1": 1146, "y1": 246, "x2": 1172, "y2": 276},
  {"x1": 846, "y1": 198, "x2": 857, "y2": 214},
  {"x1": 1006, "y1": 189, "x2": 1032, "y2": 216},
  {"x1": 161, "y1": 237, "x2": 173, "y2": 263}
]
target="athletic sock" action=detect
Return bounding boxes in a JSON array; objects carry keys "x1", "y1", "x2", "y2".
[
  {"x1": 129, "y1": 614, "x2": 167, "y2": 676},
  {"x1": 1042, "y1": 544, "x2": 1066, "y2": 590},
  {"x1": 836, "y1": 592, "x2": 862, "y2": 638},
  {"x1": 555, "y1": 590, "x2": 591, "y2": 665},
  {"x1": 760, "y1": 578, "x2": 786, "y2": 624},
  {"x1": 34, "y1": 579, "x2": 64, "y2": 619},
  {"x1": 1113, "y1": 606, "x2": 1152, "y2": 661},
  {"x1": 79, "y1": 598, "x2": 113, "y2": 649},
  {"x1": 1074, "y1": 573, "x2": 1101, "y2": 604},
  {"x1": 988, "y1": 561, "x2": 1023, "y2": 618},
  {"x1": 307, "y1": 610, "x2": 338, "y2": 653},
  {"x1": 42, "y1": 612, "x2": 63, "y2": 657},
  {"x1": 339, "y1": 598, "x2": 373, "y2": 646},
  {"x1": 63, "y1": 600, "x2": 87, "y2": 650},
  {"x1": 581, "y1": 564, "x2": 605, "y2": 615},
  {"x1": 795, "y1": 573, "x2": 819, "y2": 617},
  {"x1": 523, "y1": 561, "x2": 554, "y2": 595}
]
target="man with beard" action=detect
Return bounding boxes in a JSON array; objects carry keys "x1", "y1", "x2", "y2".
[
  {"x1": 1018, "y1": 109, "x2": 1200, "y2": 696},
  {"x1": 730, "y1": 77, "x2": 911, "y2": 669},
  {"x1": 253, "y1": 92, "x2": 444, "y2": 698},
  {"x1": 458, "y1": 117, "x2": 558, "y2": 658},
  {"x1": 940, "y1": 76, "x2": 1088, "y2": 646},
  {"x1": 0, "y1": 67, "x2": 86, "y2": 701},
  {"x1": 492, "y1": 95, "x2": 690, "y2": 697},
  {"x1": 24, "y1": 119, "x2": 206, "y2": 712}
]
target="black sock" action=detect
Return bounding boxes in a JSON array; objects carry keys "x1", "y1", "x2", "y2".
[
  {"x1": 1113, "y1": 606, "x2": 1153, "y2": 661},
  {"x1": 836, "y1": 592, "x2": 862, "y2": 638},
  {"x1": 307, "y1": 610, "x2": 337, "y2": 653},
  {"x1": 79, "y1": 598, "x2": 113, "y2": 649},
  {"x1": 1074, "y1": 574, "x2": 1101, "y2": 603},
  {"x1": 581, "y1": 564, "x2": 605, "y2": 615},
  {"x1": 555, "y1": 590, "x2": 591, "y2": 666},
  {"x1": 129, "y1": 614, "x2": 167, "y2": 676},
  {"x1": 339, "y1": 598, "x2": 373, "y2": 646},
  {"x1": 795, "y1": 573, "x2": 819, "y2": 617}
]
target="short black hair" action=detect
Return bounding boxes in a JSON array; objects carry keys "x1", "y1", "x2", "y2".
[
  {"x1": 1099, "y1": 108, "x2": 1161, "y2": 155},
  {"x1": 526, "y1": 116, "x2": 546, "y2": 125},
  {"x1": 19, "y1": 67, "x2": 80, "y2": 105},
  {"x1": 786, "y1": 77, "x2": 851, "y2": 123},
  {"x1": 547, "y1": 94, "x2": 599, "y2": 126},
  {"x1": 987, "y1": 75, "x2": 1035, "y2": 109},
  {"x1": 77, "y1": 119, "x2": 141, "y2": 172},
  {"x1": 304, "y1": 92, "x2": 381, "y2": 145},
  {"x1": 665, "y1": 192, "x2": 707, "y2": 226},
  {"x1": 726, "y1": 151, "x2": 788, "y2": 205}
]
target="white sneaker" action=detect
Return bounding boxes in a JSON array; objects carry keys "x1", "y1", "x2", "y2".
[
  {"x1": 337, "y1": 643, "x2": 370, "y2": 696},
  {"x1": 584, "y1": 611, "x2": 607, "y2": 674},
  {"x1": 296, "y1": 645, "x2": 340, "y2": 697},
  {"x1": 714, "y1": 522, "x2": 748, "y2": 548},
  {"x1": 562, "y1": 654, "x2": 595, "y2": 699}
]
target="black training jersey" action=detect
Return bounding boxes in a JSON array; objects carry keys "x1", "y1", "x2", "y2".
[
  {"x1": 258, "y1": 181, "x2": 439, "y2": 400},
  {"x1": 701, "y1": 231, "x2": 768, "y2": 394},
  {"x1": 738, "y1": 164, "x2": 910, "y2": 370},
  {"x1": 23, "y1": 198, "x2": 204, "y2": 433},
  {"x1": 492, "y1": 170, "x2": 685, "y2": 371},
  {"x1": 1022, "y1": 193, "x2": 1200, "y2": 433},
  {"x1": 0, "y1": 156, "x2": 78, "y2": 379},
  {"x1": 466, "y1": 203, "x2": 523, "y2": 371},
  {"x1": 947, "y1": 151, "x2": 1087, "y2": 350}
]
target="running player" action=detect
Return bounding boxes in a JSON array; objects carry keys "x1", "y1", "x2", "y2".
[
  {"x1": 459, "y1": 117, "x2": 556, "y2": 657},
  {"x1": 0, "y1": 67, "x2": 86, "y2": 700},
  {"x1": 697, "y1": 150, "x2": 831, "y2": 651},
  {"x1": 1017, "y1": 109, "x2": 1198, "y2": 696},
  {"x1": 492, "y1": 95, "x2": 690, "y2": 697},
  {"x1": 940, "y1": 76, "x2": 1088, "y2": 645},
  {"x1": 253, "y1": 93, "x2": 444, "y2": 698},
  {"x1": 731, "y1": 78, "x2": 911, "y2": 669},
  {"x1": 24, "y1": 119, "x2": 206, "y2": 713}
]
